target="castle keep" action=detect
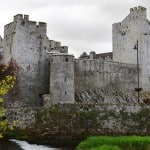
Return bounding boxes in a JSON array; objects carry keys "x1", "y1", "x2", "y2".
[{"x1": 1, "y1": 6, "x2": 150, "y2": 107}]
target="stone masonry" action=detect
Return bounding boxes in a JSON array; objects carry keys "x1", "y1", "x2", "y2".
[
  {"x1": 2, "y1": 14, "x2": 68, "y2": 107},
  {"x1": 0, "y1": 6, "x2": 150, "y2": 107},
  {"x1": 113, "y1": 6, "x2": 150, "y2": 90}
]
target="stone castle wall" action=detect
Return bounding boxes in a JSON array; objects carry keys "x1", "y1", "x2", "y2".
[
  {"x1": 3, "y1": 14, "x2": 50, "y2": 107},
  {"x1": 74, "y1": 59, "x2": 138, "y2": 103},
  {"x1": 49, "y1": 54, "x2": 75, "y2": 103},
  {"x1": 113, "y1": 6, "x2": 147, "y2": 64},
  {"x1": 6, "y1": 104, "x2": 150, "y2": 138},
  {"x1": 2, "y1": 14, "x2": 68, "y2": 107},
  {"x1": 113, "y1": 6, "x2": 150, "y2": 90},
  {"x1": 0, "y1": 7, "x2": 150, "y2": 143},
  {"x1": 1, "y1": 6, "x2": 150, "y2": 107}
]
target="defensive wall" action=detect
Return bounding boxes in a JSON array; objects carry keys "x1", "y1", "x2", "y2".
[
  {"x1": 113, "y1": 6, "x2": 150, "y2": 90},
  {"x1": 74, "y1": 59, "x2": 138, "y2": 103},
  {"x1": 3, "y1": 14, "x2": 68, "y2": 107},
  {"x1": 0, "y1": 6, "x2": 150, "y2": 144},
  {"x1": 5, "y1": 103, "x2": 150, "y2": 145},
  {"x1": 2, "y1": 6, "x2": 150, "y2": 107}
]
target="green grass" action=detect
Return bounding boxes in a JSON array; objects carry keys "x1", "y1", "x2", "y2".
[
  {"x1": 76, "y1": 136, "x2": 150, "y2": 150},
  {"x1": 91, "y1": 145, "x2": 121, "y2": 150}
]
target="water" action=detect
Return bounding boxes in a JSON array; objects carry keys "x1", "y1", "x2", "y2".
[{"x1": 0, "y1": 139, "x2": 66, "y2": 150}]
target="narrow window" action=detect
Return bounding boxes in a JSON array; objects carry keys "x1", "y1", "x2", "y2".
[
  {"x1": 65, "y1": 58, "x2": 68, "y2": 62},
  {"x1": 121, "y1": 32, "x2": 126, "y2": 40},
  {"x1": 65, "y1": 91, "x2": 67, "y2": 95},
  {"x1": 64, "y1": 77, "x2": 67, "y2": 82}
]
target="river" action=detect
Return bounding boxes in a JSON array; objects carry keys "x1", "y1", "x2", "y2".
[{"x1": 0, "y1": 139, "x2": 74, "y2": 150}]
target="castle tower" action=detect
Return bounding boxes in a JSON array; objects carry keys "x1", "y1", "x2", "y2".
[
  {"x1": 113, "y1": 6, "x2": 147, "y2": 64},
  {"x1": 49, "y1": 52, "x2": 75, "y2": 103},
  {"x1": 2, "y1": 14, "x2": 70, "y2": 107},
  {"x1": 113, "y1": 6, "x2": 150, "y2": 90},
  {"x1": 3, "y1": 14, "x2": 50, "y2": 107}
]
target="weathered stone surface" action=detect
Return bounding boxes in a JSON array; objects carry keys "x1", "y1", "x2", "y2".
[
  {"x1": 49, "y1": 54, "x2": 75, "y2": 103},
  {"x1": 5, "y1": 104, "x2": 150, "y2": 144},
  {"x1": 113, "y1": 6, "x2": 150, "y2": 90},
  {"x1": 2, "y1": 14, "x2": 68, "y2": 107},
  {"x1": 0, "y1": 7, "x2": 149, "y2": 107}
]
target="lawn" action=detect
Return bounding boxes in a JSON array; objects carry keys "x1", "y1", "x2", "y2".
[{"x1": 76, "y1": 136, "x2": 150, "y2": 150}]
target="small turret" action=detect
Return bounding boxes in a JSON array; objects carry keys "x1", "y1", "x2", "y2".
[{"x1": 48, "y1": 52, "x2": 75, "y2": 104}]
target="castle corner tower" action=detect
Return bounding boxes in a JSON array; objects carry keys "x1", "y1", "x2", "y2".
[{"x1": 49, "y1": 52, "x2": 75, "y2": 103}]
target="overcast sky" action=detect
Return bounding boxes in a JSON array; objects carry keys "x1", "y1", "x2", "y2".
[{"x1": 0, "y1": 0, "x2": 149, "y2": 57}]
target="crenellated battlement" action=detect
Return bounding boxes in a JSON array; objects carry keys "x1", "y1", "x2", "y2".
[
  {"x1": 48, "y1": 40, "x2": 68, "y2": 53},
  {"x1": 24, "y1": 15, "x2": 29, "y2": 21},
  {"x1": 13, "y1": 14, "x2": 29, "y2": 22},
  {"x1": 113, "y1": 22, "x2": 122, "y2": 28},
  {"x1": 12, "y1": 14, "x2": 47, "y2": 30},
  {"x1": 37, "y1": 22, "x2": 47, "y2": 28},
  {"x1": 129, "y1": 6, "x2": 147, "y2": 20},
  {"x1": 130, "y1": 6, "x2": 146, "y2": 13},
  {"x1": 13, "y1": 14, "x2": 23, "y2": 21}
]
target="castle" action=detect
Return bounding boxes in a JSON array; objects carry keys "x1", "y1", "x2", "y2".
[{"x1": 1, "y1": 6, "x2": 150, "y2": 107}]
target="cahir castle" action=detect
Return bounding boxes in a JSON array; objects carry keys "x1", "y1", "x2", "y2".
[{"x1": 1, "y1": 6, "x2": 150, "y2": 107}]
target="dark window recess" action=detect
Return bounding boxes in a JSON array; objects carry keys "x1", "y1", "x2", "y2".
[
  {"x1": 65, "y1": 91, "x2": 67, "y2": 95},
  {"x1": 39, "y1": 93, "x2": 42, "y2": 98},
  {"x1": 64, "y1": 77, "x2": 67, "y2": 82},
  {"x1": 37, "y1": 35, "x2": 42, "y2": 39},
  {"x1": 27, "y1": 65, "x2": 30, "y2": 71},
  {"x1": 121, "y1": 31, "x2": 126, "y2": 36},
  {"x1": 128, "y1": 68, "x2": 132, "y2": 74},
  {"x1": 65, "y1": 58, "x2": 69, "y2": 62},
  {"x1": 21, "y1": 21, "x2": 25, "y2": 26}
]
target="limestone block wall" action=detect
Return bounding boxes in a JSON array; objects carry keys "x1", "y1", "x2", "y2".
[
  {"x1": 113, "y1": 6, "x2": 147, "y2": 64},
  {"x1": 0, "y1": 36, "x2": 3, "y2": 52},
  {"x1": 49, "y1": 54, "x2": 74, "y2": 103},
  {"x1": 5, "y1": 104, "x2": 150, "y2": 135},
  {"x1": 113, "y1": 6, "x2": 150, "y2": 90},
  {"x1": 74, "y1": 59, "x2": 138, "y2": 103},
  {"x1": 49, "y1": 40, "x2": 68, "y2": 53},
  {"x1": 3, "y1": 14, "x2": 50, "y2": 107},
  {"x1": 140, "y1": 29, "x2": 150, "y2": 90}
]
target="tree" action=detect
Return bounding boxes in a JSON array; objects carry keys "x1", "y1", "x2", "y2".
[{"x1": 0, "y1": 55, "x2": 17, "y2": 138}]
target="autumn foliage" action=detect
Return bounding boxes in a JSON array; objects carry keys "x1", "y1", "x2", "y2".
[{"x1": 0, "y1": 55, "x2": 17, "y2": 137}]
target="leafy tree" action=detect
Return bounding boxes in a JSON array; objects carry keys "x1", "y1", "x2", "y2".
[{"x1": 0, "y1": 55, "x2": 17, "y2": 138}]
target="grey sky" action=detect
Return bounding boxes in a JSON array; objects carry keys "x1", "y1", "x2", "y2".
[{"x1": 0, "y1": 0, "x2": 149, "y2": 57}]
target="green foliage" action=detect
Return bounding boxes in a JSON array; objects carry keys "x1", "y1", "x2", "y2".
[
  {"x1": 0, "y1": 56, "x2": 17, "y2": 138},
  {"x1": 76, "y1": 136, "x2": 150, "y2": 150},
  {"x1": 91, "y1": 145, "x2": 121, "y2": 150}
]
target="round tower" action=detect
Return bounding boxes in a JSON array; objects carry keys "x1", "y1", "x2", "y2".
[{"x1": 49, "y1": 52, "x2": 75, "y2": 103}]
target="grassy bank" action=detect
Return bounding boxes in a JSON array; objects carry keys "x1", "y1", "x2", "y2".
[{"x1": 76, "y1": 136, "x2": 150, "y2": 150}]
